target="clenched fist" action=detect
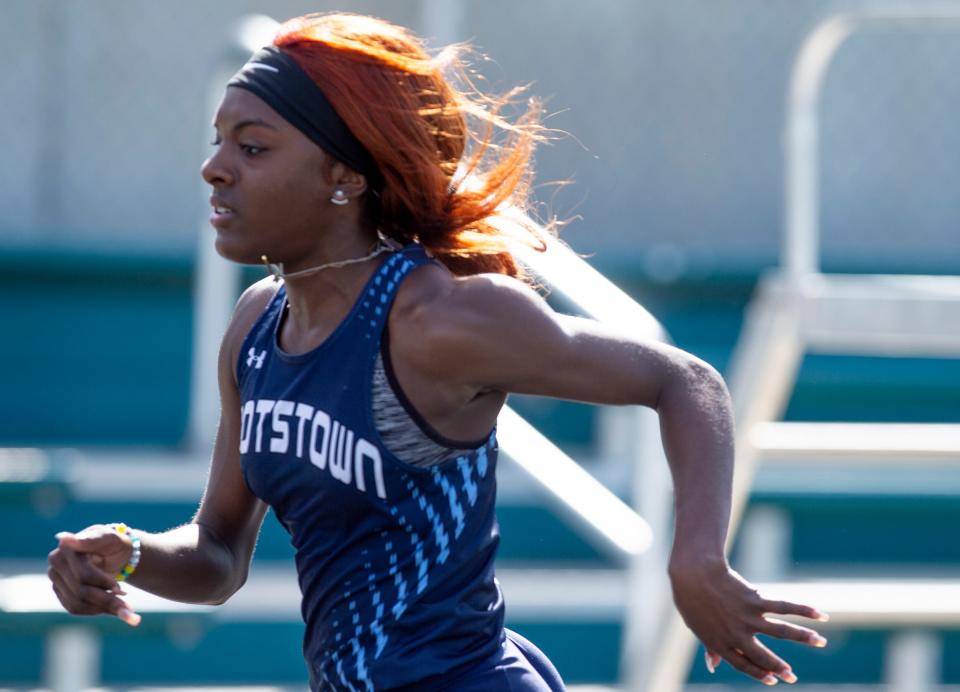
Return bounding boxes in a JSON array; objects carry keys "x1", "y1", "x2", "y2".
[{"x1": 47, "y1": 524, "x2": 141, "y2": 626}]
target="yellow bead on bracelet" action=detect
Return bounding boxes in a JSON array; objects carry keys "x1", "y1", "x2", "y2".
[{"x1": 109, "y1": 522, "x2": 142, "y2": 582}]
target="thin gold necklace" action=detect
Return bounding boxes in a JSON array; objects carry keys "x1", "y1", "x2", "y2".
[{"x1": 260, "y1": 238, "x2": 393, "y2": 282}]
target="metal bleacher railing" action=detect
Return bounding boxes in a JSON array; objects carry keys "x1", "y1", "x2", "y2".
[{"x1": 645, "y1": 11, "x2": 960, "y2": 692}]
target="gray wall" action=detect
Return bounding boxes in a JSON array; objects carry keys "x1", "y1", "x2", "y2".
[{"x1": 3, "y1": 0, "x2": 958, "y2": 275}]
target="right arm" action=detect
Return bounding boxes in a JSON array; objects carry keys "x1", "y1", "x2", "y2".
[
  {"x1": 123, "y1": 277, "x2": 272, "y2": 603},
  {"x1": 48, "y1": 279, "x2": 278, "y2": 619}
]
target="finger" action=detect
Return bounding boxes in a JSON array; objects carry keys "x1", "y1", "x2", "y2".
[
  {"x1": 50, "y1": 577, "x2": 98, "y2": 616},
  {"x1": 721, "y1": 648, "x2": 780, "y2": 686},
  {"x1": 49, "y1": 567, "x2": 82, "y2": 609},
  {"x1": 74, "y1": 582, "x2": 128, "y2": 616},
  {"x1": 760, "y1": 598, "x2": 829, "y2": 622},
  {"x1": 52, "y1": 544, "x2": 129, "y2": 605},
  {"x1": 50, "y1": 566, "x2": 114, "y2": 617},
  {"x1": 116, "y1": 606, "x2": 142, "y2": 627},
  {"x1": 758, "y1": 617, "x2": 828, "y2": 649},
  {"x1": 78, "y1": 584, "x2": 141, "y2": 626},
  {"x1": 57, "y1": 530, "x2": 123, "y2": 557},
  {"x1": 739, "y1": 637, "x2": 797, "y2": 684},
  {"x1": 48, "y1": 552, "x2": 90, "y2": 607},
  {"x1": 53, "y1": 565, "x2": 140, "y2": 626},
  {"x1": 61, "y1": 548, "x2": 119, "y2": 593}
]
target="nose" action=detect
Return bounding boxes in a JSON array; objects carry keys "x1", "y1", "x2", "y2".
[{"x1": 201, "y1": 147, "x2": 233, "y2": 186}]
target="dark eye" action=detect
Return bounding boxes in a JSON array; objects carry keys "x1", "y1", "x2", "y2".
[
  {"x1": 241, "y1": 145, "x2": 264, "y2": 156},
  {"x1": 209, "y1": 138, "x2": 221, "y2": 146}
]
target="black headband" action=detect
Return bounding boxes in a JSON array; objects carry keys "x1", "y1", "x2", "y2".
[{"x1": 227, "y1": 46, "x2": 381, "y2": 188}]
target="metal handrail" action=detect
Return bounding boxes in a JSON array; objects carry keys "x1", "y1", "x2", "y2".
[{"x1": 785, "y1": 11, "x2": 960, "y2": 281}]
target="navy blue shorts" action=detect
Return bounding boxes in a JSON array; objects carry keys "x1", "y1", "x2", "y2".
[{"x1": 444, "y1": 628, "x2": 566, "y2": 691}]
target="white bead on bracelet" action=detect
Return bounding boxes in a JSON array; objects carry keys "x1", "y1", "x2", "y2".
[{"x1": 109, "y1": 522, "x2": 141, "y2": 582}]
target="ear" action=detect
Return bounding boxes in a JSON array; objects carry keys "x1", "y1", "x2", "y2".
[{"x1": 329, "y1": 161, "x2": 368, "y2": 203}]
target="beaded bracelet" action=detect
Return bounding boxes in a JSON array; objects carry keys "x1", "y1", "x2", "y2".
[{"x1": 109, "y1": 522, "x2": 142, "y2": 582}]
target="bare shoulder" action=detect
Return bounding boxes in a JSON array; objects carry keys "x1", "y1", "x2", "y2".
[
  {"x1": 232, "y1": 276, "x2": 281, "y2": 329},
  {"x1": 220, "y1": 277, "x2": 282, "y2": 370},
  {"x1": 384, "y1": 258, "x2": 699, "y2": 404},
  {"x1": 389, "y1": 263, "x2": 557, "y2": 387},
  {"x1": 392, "y1": 264, "x2": 548, "y2": 339}
]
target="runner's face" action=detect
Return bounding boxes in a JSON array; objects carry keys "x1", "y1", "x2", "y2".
[{"x1": 202, "y1": 87, "x2": 335, "y2": 265}]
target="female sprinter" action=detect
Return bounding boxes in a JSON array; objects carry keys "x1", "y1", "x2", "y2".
[{"x1": 47, "y1": 12, "x2": 827, "y2": 690}]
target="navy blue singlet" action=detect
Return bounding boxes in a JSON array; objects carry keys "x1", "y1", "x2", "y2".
[{"x1": 236, "y1": 244, "x2": 564, "y2": 691}]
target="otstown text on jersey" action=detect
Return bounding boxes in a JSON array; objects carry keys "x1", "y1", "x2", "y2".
[{"x1": 239, "y1": 398, "x2": 387, "y2": 499}]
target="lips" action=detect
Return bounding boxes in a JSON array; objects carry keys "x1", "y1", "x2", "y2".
[
  {"x1": 210, "y1": 195, "x2": 236, "y2": 214},
  {"x1": 209, "y1": 195, "x2": 236, "y2": 227}
]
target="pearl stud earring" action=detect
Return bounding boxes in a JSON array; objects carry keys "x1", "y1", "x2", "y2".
[{"x1": 331, "y1": 190, "x2": 349, "y2": 206}]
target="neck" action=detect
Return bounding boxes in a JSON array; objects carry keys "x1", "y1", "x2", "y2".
[
  {"x1": 263, "y1": 237, "x2": 387, "y2": 282},
  {"x1": 275, "y1": 232, "x2": 392, "y2": 323}
]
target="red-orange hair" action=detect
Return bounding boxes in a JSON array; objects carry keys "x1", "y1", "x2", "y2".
[{"x1": 273, "y1": 12, "x2": 553, "y2": 279}]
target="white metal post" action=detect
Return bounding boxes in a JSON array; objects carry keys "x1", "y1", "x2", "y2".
[
  {"x1": 44, "y1": 625, "x2": 100, "y2": 692},
  {"x1": 620, "y1": 406, "x2": 674, "y2": 692},
  {"x1": 420, "y1": 0, "x2": 465, "y2": 46},
  {"x1": 783, "y1": 15, "x2": 854, "y2": 282},
  {"x1": 885, "y1": 629, "x2": 941, "y2": 692},
  {"x1": 736, "y1": 504, "x2": 792, "y2": 583}
]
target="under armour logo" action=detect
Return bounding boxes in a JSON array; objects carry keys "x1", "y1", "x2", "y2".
[{"x1": 247, "y1": 348, "x2": 266, "y2": 369}]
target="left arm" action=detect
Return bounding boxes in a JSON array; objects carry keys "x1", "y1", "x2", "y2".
[
  {"x1": 410, "y1": 273, "x2": 827, "y2": 685},
  {"x1": 657, "y1": 363, "x2": 826, "y2": 685}
]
